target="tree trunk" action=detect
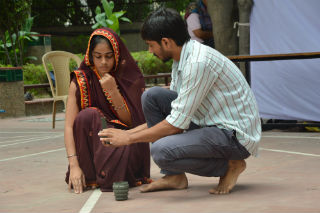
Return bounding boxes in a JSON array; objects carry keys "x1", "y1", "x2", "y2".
[
  {"x1": 207, "y1": 0, "x2": 238, "y2": 56},
  {"x1": 238, "y1": 0, "x2": 253, "y2": 77}
]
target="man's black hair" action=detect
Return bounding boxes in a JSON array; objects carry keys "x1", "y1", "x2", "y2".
[{"x1": 141, "y1": 7, "x2": 190, "y2": 46}]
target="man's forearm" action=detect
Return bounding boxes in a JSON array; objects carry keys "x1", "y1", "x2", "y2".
[
  {"x1": 129, "y1": 120, "x2": 183, "y2": 144},
  {"x1": 127, "y1": 123, "x2": 148, "y2": 134}
]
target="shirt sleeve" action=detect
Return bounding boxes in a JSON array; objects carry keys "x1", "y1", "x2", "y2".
[
  {"x1": 186, "y1": 13, "x2": 201, "y2": 31},
  {"x1": 166, "y1": 61, "x2": 219, "y2": 129}
]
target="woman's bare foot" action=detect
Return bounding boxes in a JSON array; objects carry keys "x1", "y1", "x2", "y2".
[
  {"x1": 209, "y1": 160, "x2": 246, "y2": 194},
  {"x1": 140, "y1": 173, "x2": 188, "y2": 193}
]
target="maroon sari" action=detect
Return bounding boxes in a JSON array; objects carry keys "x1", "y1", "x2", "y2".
[{"x1": 65, "y1": 28, "x2": 150, "y2": 191}]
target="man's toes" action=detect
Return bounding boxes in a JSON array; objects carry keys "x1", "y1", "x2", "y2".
[
  {"x1": 209, "y1": 188, "x2": 217, "y2": 194},
  {"x1": 209, "y1": 187, "x2": 230, "y2": 194},
  {"x1": 218, "y1": 187, "x2": 229, "y2": 194},
  {"x1": 220, "y1": 189, "x2": 229, "y2": 194}
]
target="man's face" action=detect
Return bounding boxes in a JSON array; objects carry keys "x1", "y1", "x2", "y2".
[{"x1": 145, "y1": 40, "x2": 172, "y2": 62}]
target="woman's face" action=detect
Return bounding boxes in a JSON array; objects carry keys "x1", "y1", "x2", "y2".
[{"x1": 92, "y1": 40, "x2": 115, "y2": 76}]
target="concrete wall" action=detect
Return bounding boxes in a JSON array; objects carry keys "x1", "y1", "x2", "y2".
[
  {"x1": 0, "y1": 81, "x2": 25, "y2": 118},
  {"x1": 25, "y1": 99, "x2": 64, "y2": 116},
  {"x1": 120, "y1": 22, "x2": 148, "y2": 52},
  {"x1": 26, "y1": 35, "x2": 52, "y2": 65}
]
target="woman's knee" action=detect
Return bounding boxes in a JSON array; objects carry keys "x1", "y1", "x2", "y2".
[{"x1": 75, "y1": 108, "x2": 101, "y2": 124}]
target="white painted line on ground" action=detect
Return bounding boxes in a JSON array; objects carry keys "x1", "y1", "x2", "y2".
[
  {"x1": 0, "y1": 134, "x2": 63, "y2": 148},
  {"x1": 79, "y1": 189, "x2": 102, "y2": 213},
  {"x1": 0, "y1": 132, "x2": 63, "y2": 134},
  {"x1": 262, "y1": 135, "x2": 320, "y2": 140},
  {"x1": 0, "y1": 147, "x2": 65, "y2": 162},
  {"x1": 260, "y1": 148, "x2": 320, "y2": 157},
  {"x1": 0, "y1": 135, "x2": 61, "y2": 144},
  {"x1": 0, "y1": 136, "x2": 25, "y2": 139}
]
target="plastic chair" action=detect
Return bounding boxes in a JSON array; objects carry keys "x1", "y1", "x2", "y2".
[{"x1": 42, "y1": 51, "x2": 81, "y2": 128}]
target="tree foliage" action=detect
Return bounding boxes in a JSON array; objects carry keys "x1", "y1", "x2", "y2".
[
  {"x1": 0, "y1": 0, "x2": 35, "y2": 66},
  {"x1": 92, "y1": 0, "x2": 131, "y2": 35},
  {"x1": 31, "y1": 0, "x2": 97, "y2": 27},
  {"x1": 31, "y1": 0, "x2": 193, "y2": 28}
]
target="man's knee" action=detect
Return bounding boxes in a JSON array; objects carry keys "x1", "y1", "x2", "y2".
[
  {"x1": 142, "y1": 87, "x2": 163, "y2": 106},
  {"x1": 150, "y1": 140, "x2": 171, "y2": 167}
]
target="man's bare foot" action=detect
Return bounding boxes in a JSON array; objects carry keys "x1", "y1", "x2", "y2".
[
  {"x1": 140, "y1": 173, "x2": 188, "y2": 193},
  {"x1": 209, "y1": 160, "x2": 246, "y2": 194}
]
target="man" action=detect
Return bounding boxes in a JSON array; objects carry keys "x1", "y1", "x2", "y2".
[{"x1": 99, "y1": 7, "x2": 261, "y2": 194}]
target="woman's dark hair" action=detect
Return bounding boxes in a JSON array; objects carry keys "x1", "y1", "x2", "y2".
[
  {"x1": 88, "y1": 35, "x2": 113, "y2": 65},
  {"x1": 141, "y1": 7, "x2": 190, "y2": 46}
]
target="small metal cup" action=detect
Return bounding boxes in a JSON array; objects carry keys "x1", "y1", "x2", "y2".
[{"x1": 113, "y1": 181, "x2": 129, "y2": 201}]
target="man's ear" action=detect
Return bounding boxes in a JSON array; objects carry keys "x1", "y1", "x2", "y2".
[{"x1": 161, "y1": 38, "x2": 171, "y2": 48}]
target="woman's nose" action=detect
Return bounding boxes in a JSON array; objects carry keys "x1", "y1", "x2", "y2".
[{"x1": 101, "y1": 57, "x2": 107, "y2": 64}]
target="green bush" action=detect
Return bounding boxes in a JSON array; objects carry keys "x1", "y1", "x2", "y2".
[
  {"x1": 131, "y1": 51, "x2": 172, "y2": 75},
  {"x1": 22, "y1": 58, "x2": 83, "y2": 98},
  {"x1": 23, "y1": 63, "x2": 51, "y2": 97},
  {"x1": 0, "y1": 64, "x2": 13, "y2": 68},
  {"x1": 67, "y1": 51, "x2": 172, "y2": 76},
  {"x1": 23, "y1": 63, "x2": 48, "y2": 84},
  {"x1": 69, "y1": 53, "x2": 84, "y2": 71},
  {"x1": 1, "y1": 50, "x2": 172, "y2": 97}
]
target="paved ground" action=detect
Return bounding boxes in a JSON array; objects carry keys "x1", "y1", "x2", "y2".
[{"x1": 0, "y1": 113, "x2": 319, "y2": 213}]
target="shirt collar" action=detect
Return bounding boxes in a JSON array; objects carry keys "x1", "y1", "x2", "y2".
[{"x1": 176, "y1": 40, "x2": 193, "y2": 71}]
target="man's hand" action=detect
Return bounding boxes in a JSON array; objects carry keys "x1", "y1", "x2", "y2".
[{"x1": 98, "y1": 128, "x2": 131, "y2": 147}]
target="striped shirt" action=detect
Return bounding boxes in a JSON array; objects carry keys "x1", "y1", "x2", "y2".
[{"x1": 166, "y1": 40, "x2": 261, "y2": 156}]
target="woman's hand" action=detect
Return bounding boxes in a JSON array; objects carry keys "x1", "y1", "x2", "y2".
[
  {"x1": 69, "y1": 165, "x2": 86, "y2": 194},
  {"x1": 99, "y1": 73, "x2": 118, "y2": 92},
  {"x1": 99, "y1": 73, "x2": 132, "y2": 126}
]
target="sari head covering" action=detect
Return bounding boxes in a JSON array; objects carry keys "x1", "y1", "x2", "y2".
[
  {"x1": 84, "y1": 29, "x2": 120, "y2": 70},
  {"x1": 66, "y1": 28, "x2": 150, "y2": 191}
]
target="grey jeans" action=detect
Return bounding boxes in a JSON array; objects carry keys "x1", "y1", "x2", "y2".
[{"x1": 141, "y1": 87, "x2": 250, "y2": 177}]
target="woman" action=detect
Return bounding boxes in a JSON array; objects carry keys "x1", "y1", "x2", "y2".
[
  {"x1": 64, "y1": 28, "x2": 150, "y2": 193},
  {"x1": 185, "y1": 0, "x2": 214, "y2": 48}
]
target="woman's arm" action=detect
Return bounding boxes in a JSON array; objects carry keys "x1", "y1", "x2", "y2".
[
  {"x1": 193, "y1": 29, "x2": 213, "y2": 40},
  {"x1": 64, "y1": 81, "x2": 79, "y2": 167},
  {"x1": 100, "y1": 73, "x2": 132, "y2": 127},
  {"x1": 64, "y1": 81, "x2": 86, "y2": 193},
  {"x1": 107, "y1": 88, "x2": 132, "y2": 126}
]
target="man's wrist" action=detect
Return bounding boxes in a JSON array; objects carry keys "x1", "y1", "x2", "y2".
[{"x1": 128, "y1": 133, "x2": 135, "y2": 145}]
